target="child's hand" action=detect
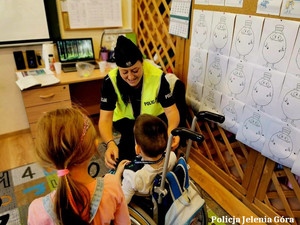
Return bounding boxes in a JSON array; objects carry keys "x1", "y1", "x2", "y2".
[{"x1": 115, "y1": 160, "x2": 131, "y2": 181}]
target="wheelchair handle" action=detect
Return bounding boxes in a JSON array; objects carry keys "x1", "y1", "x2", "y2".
[
  {"x1": 171, "y1": 127, "x2": 204, "y2": 143},
  {"x1": 195, "y1": 111, "x2": 225, "y2": 123}
]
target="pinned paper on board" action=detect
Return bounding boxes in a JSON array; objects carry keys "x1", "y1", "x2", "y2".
[
  {"x1": 262, "y1": 120, "x2": 300, "y2": 168},
  {"x1": 230, "y1": 14, "x2": 264, "y2": 63},
  {"x1": 209, "y1": 12, "x2": 236, "y2": 56},
  {"x1": 236, "y1": 106, "x2": 269, "y2": 152},
  {"x1": 287, "y1": 32, "x2": 300, "y2": 77},
  {"x1": 281, "y1": 0, "x2": 300, "y2": 18},
  {"x1": 270, "y1": 74, "x2": 300, "y2": 128},
  {"x1": 186, "y1": 84, "x2": 204, "y2": 112},
  {"x1": 195, "y1": 0, "x2": 209, "y2": 5},
  {"x1": 256, "y1": 0, "x2": 282, "y2": 16},
  {"x1": 200, "y1": 87, "x2": 222, "y2": 112},
  {"x1": 246, "y1": 65, "x2": 285, "y2": 114},
  {"x1": 257, "y1": 18, "x2": 299, "y2": 73},
  {"x1": 205, "y1": 51, "x2": 229, "y2": 91},
  {"x1": 219, "y1": 95, "x2": 245, "y2": 134},
  {"x1": 187, "y1": 47, "x2": 207, "y2": 85},
  {"x1": 190, "y1": 10, "x2": 213, "y2": 50},
  {"x1": 209, "y1": 0, "x2": 225, "y2": 6},
  {"x1": 222, "y1": 57, "x2": 254, "y2": 103},
  {"x1": 225, "y1": 0, "x2": 244, "y2": 7}
]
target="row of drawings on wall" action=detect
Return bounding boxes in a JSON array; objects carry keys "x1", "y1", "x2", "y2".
[{"x1": 186, "y1": 10, "x2": 300, "y2": 175}]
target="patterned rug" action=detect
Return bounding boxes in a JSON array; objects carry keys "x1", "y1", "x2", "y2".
[{"x1": 0, "y1": 142, "x2": 229, "y2": 225}]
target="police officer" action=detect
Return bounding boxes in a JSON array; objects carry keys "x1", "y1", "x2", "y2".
[{"x1": 99, "y1": 36, "x2": 180, "y2": 169}]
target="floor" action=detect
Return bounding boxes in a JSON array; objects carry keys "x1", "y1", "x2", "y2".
[{"x1": 0, "y1": 128, "x2": 231, "y2": 225}]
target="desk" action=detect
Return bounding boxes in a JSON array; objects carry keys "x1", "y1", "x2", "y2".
[{"x1": 21, "y1": 68, "x2": 108, "y2": 137}]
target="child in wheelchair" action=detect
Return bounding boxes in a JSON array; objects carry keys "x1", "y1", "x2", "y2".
[
  {"x1": 116, "y1": 114, "x2": 177, "y2": 204},
  {"x1": 116, "y1": 113, "x2": 209, "y2": 225}
]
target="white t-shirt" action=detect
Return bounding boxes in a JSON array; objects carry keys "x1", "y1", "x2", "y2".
[{"x1": 122, "y1": 152, "x2": 177, "y2": 204}]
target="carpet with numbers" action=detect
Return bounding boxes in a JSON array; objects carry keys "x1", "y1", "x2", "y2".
[{"x1": 0, "y1": 143, "x2": 228, "y2": 225}]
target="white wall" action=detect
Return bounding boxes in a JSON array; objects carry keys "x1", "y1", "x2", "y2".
[{"x1": 0, "y1": 0, "x2": 132, "y2": 135}]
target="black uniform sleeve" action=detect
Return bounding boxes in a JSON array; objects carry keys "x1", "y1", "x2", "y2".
[
  {"x1": 100, "y1": 75, "x2": 117, "y2": 111},
  {"x1": 157, "y1": 74, "x2": 175, "y2": 108}
]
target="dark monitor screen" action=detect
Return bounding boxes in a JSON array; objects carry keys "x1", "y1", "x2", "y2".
[{"x1": 56, "y1": 38, "x2": 95, "y2": 62}]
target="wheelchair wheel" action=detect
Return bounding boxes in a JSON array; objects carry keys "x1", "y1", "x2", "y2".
[{"x1": 128, "y1": 202, "x2": 156, "y2": 225}]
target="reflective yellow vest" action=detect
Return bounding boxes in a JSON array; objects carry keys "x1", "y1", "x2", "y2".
[{"x1": 109, "y1": 60, "x2": 164, "y2": 122}]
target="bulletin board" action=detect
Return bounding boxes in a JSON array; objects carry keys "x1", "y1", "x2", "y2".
[
  {"x1": 60, "y1": 0, "x2": 123, "y2": 30},
  {"x1": 134, "y1": 0, "x2": 300, "y2": 223}
]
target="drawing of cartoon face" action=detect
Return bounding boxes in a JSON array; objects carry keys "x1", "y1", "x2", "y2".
[
  {"x1": 242, "y1": 113, "x2": 262, "y2": 142},
  {"x1": 262, "y1": 25, "x2": 286, "y2": 65},
  {"x1": 252, "y1": 73, "x2": 273, "y2": 107},
  {"x1": 222, "y1": 102, "x2": 237, "y2": 128},
  {"x1": 204, "y1": 91, "x2": 216, "y2": 110},
  {"x1": 212, "y1": 16, "x2": 228, "y2": 50},
  {"x1": 227, "y1": 64, "x2": 245, "y2": 95},
  {"x1": 236, "y1": 20, "x2": 254, "y2": 57},
  {"x1": 193, "y1": 14, "x2": 207, "y2": 47},
  {"x1": 269, "y1": 128, "x2": 293, "y2": 159},
  {"x1": 190, "y1": 52, "x2": 203, "y2": 82},
  {"x1": 282, "y1": 84, "x2": 300, "y2": 120},
  {"x1": 208, "y1": 57, "x2": 222, "y2": 87}
]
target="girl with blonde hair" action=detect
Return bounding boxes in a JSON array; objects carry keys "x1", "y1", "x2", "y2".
[{"x1": 28, "y1": 107, "x2": 130, "y2": 225}]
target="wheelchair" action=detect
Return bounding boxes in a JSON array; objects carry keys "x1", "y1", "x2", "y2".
[{"x1": 128, "y1": 111, "x2": 225, "y2": 225}]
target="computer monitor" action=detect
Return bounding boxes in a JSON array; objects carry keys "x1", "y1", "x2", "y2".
[{"x1": 56, "y1": 38, "x2": 96, "y2": 63}]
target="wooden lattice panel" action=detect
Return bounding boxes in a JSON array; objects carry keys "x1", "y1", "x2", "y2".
[
  {"x1": 186, "y1": 108, "x2": 250, "y2": 197},
  {"x1": 134, "y1": 0, "x2": 184, "y2": 76},
  {"x1": 187, "y1": 108, "x2": 300, "y2": 224},
  {"x1": 255, "y1": 161, "x2": 300, "y2": 225}
]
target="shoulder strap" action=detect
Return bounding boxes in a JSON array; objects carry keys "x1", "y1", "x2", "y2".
[
  {"x1": 42, "y1": 193, "x2": 58, "y2": 224},
  {"x1": 166, "y1": 157, "x2": 189, "y2": 200},
  {"x1": 89, "y1": 177, "x2": 104, "y2": 223}
]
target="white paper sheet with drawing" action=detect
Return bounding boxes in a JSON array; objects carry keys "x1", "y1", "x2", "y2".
[
  {"x1": 209, "y1": 12, "x2": 236, "y2": 56},
  {"x1": 186, "y1": 84, "x2": 204, "y2": 112},
  {"x1": 209, "y1": 0, "x2": 224, "y2": 6},
  {"x1": 200, "y1": 86, "x2": 222, "y2": 113},
  {"x1": 261, "y1": 119, "x2": 300, "y2": 168},
  {"x1": 195, "y1": 0, "x2": 209, "y2": 5},
  {"x1": 222, "y1": 57, "x2": 254, "y2": 103},
  {"x1": 219, "y1": 95, "x2": 245, "y2": 134},
  {"x1": 230, "y1": 14, "x2": 264, "y2": 63},
  {"x1": 190, "y1": 10, "x2": 213, "y2": 50},
  {"x1": 246, "y1": 65, "x2": 285, "y2": 115},
  {"x1": 287, "y1": 31, "x2": 300, "y2": 77},
  {"x1": 272, "y1": 73, "x2": 300, "y2": 128},
  {"x1": 204, "y1": 51, "x2": 229, "y2": 92},
  {"x1": 187, "y1": 47, "x2": 208, "y2": 85},
  {"x1": 236, "y1": 105, "x2": 270, "y2": 152},
  {"x1": 225, "y1": 0, "x2": 244, "y2": 7},
  {"x1": 281, "y1": 0, "x2": 300, "y2": 19},
  {"x1": 292, "y1": 153, "x2": 300, "y2": 176},
  {"x1": 256, "y1": 0, "x2": 283, "y2": 16},
  {"x1": 256, "y1": 18, "x2": 299, "y2": 73}
]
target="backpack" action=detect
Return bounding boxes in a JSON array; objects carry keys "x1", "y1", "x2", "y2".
[{"x1": 152, "y1": 157, "x2": 206, "y2": 225}]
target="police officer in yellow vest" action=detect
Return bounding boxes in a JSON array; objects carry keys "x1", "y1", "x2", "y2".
[{"x1": 99, "y1": 36, "x2": 180, "y2": 169}]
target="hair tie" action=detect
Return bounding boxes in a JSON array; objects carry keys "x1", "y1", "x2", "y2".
[{"x1": 57, "y1": 169, "x2": 69, "y2": 177}]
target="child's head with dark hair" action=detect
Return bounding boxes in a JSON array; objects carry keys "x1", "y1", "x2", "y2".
[{"x1": 134, "y1": 114, "x2": 168, "y2": 158}]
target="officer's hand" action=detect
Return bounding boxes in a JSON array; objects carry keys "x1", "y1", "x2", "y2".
[{"x1": 105, "y1": 142, "x2": 119, "y2": 169}]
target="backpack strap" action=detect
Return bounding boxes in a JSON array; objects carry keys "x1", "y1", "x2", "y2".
[
  {"x1": 177, "y1": 157, "x2": 189, "y2": 189},
  {"x1": 42, "y1": 193, "x2": 58, "y2": 224},
  {"x1": 89, "y1": 177, "x2": 104, "y2": 223},
  {"x1": 166, "y1": 157, "x2": 189, "y2": 201}
]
